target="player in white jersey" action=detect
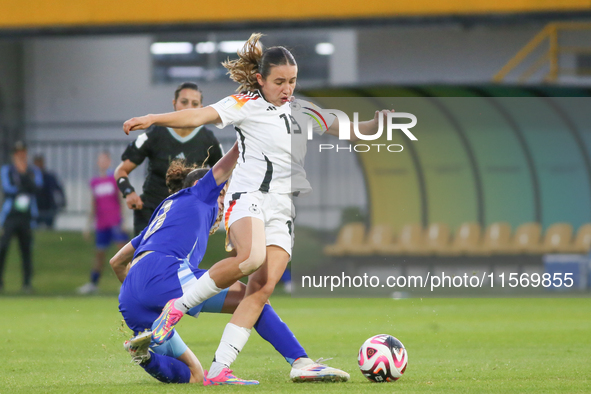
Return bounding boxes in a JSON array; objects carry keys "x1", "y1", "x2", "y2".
[{"x1": 123, "y1": 33, "x2": 390, "y2": 384}]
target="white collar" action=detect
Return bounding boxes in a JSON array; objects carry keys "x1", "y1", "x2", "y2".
[{"x1": 167, "y1": 126, "x2": 203, "y2": 143}]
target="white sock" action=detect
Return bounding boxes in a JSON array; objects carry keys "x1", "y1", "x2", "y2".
[
  {"x1": 208, "y1": 323, "x2": 251, "y2": 378},
  {"x1": 208, "y1": 361, "x2": 227, "y2": 379},
  {"x1": 174, "y1": 272, "x2": 223, "y2": 313}
]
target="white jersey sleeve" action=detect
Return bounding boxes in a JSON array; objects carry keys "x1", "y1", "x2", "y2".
[
  {"x1": 209, "y1": 94, "x2": 253, "y2": 128},
  {"x1": 291, "y1": 99, "x2": 336, "y2": 136}
]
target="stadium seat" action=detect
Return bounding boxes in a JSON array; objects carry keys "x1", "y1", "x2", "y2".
[
  {"x1": 348, "y1": 224, "x2": 394, "y2": 255},
  {"x1": 566, "y1": 223, "x2": 591, "y2": 254},
  {"x1": 542, "y1": 223, "x2": 573, "y2": 253},
  {"x1": 469, "y1": 222, "x2": 512, "y2": 255},
  {"x1": 378, "y1": 223, "x2": 424, "y2": 255},
  {"x1": 509, "y1": 222, "x2": 542, "y2": 254},
  {"x1": 323, "y1": 222, "x2": 366, "y2": 256},
  {"x1": 420, "y1": 223, "x2": 451, "y2": 255},
  {"x1": 439, "y1": 222, "x2": 482, "y2": 256}
]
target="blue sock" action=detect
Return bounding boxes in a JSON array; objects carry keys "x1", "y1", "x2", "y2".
[
  {"x1": 254, "y1": 304, "x2": 307, "y2": 365},
  {"x1": 90, "y1": 271, "x2": 100, "y2": 285},
  {"x1": 141, "y1": 352, "x2": 191, "y2": 383},
  {"x1": 281, "y1": 268, "x2": 292, "y2": 283}
]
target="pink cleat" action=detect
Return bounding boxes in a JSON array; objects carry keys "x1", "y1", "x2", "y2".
[
  {"x1": 203, "y1": 368, "x2": 259, "y2": 386},
  {"x1": 151, "y1": 298, "x2": 184, "y2": 345}
]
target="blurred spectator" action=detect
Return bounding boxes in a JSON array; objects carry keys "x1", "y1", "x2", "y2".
[
  {"x1": 0, "y1": 141, "x2": 43, "y2": 293},
  {"x1": 78, "y1": 151, "x2": 128, "y2": 295},
  {"x1": 33, "y1": 154, "x2": 66, "y2": 229}
]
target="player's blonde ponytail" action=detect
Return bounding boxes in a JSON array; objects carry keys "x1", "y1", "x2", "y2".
[
  {"x1": 222, "y1": 33, "x2": 297, "y2": 92},
  {"x1": 210, "y1": 187, "x2": 226, "y2": 235},
  {"x1": 222, "y1": 33, "x2": 264, "y2": 92}
]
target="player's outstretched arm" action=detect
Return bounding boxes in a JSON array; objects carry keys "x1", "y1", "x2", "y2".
[
  {"x1": 212, "y1": 142, "x2": 239, "y2": 186},
  {"x1": 326, "y1": 109, "x2": 394, "y2": 142},
  {"x1": 123, "y1": 107, "x2": 222, "y2": 134},
  {"x1": 110, "y1": 241, "x2": 136, "y2": 283}
]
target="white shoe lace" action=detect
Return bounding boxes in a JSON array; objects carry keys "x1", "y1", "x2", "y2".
[{"x1": 312, "y1": 357, "x2": 333, "y2": 367}]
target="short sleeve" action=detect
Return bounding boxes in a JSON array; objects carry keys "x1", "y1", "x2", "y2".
[
  {"x1": 121, "y1": 128, "x2": 155, "y2": 165},
  {"x1": 209, "y1": 95, "x2": 249, "y2": 129},
  {"x1": 292, "y1": 99, "x2": 336, "y2": 136},
  {"x1": 131, "y1": 224, "x2": 148, "y2": 248},
  {"x1": 131, "y1": 232, "x2": 143, "y2": 249},
  {"x1": 189, "y1": 170, "x2": 226, "y2": 206}
]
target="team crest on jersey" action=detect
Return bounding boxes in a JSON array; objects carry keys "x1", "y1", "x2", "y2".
[
  {"x1": 249, "y1": 204, "x2": 261, "y2": 214},
  {"x1": 176, "y1": 152, "x2": 186, "y2": 159}
]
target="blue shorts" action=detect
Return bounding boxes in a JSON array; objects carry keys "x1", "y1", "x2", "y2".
[
  {"x1": 118, "y1": 251, "x2": 228, "y2": 336},
  {"x1": 96, "y1": 225, "x2": 128, "y2": 249}
]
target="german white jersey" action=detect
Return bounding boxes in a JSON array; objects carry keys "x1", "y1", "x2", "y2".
[{"x1": 209, "y1": 90, "x2": 335, "y2": 194}]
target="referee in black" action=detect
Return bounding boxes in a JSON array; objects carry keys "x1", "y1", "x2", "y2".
[
  {"x1": 0, "y1": 141, "x2": 43, "y2": 293},
  {"x1": 115, "y1": 82, "x2": 223, "y2": 236}
]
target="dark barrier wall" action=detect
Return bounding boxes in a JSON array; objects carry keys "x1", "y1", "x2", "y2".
[{"x1": 303, "y1": 86, "x2": 591, "y2": 233}]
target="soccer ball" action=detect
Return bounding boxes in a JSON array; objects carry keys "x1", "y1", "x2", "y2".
[{"x1": 358, "y1": 334, "x2": 407, "y2": 382}]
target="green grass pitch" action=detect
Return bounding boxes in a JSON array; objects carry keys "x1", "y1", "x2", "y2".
[{"x1": 0, "y1": 231, "x2": 590, "y2": 393}]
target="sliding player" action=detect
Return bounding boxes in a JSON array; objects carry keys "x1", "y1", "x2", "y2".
[
  {"x1": 123, "y1": 33, "x2": 387, "y2": 383},
  {"x1": 111, "y1": 144, "x2": 333, "y2": 385}
]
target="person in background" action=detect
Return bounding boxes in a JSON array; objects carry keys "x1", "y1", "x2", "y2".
[
  {"x1": 78, "y1": 151, "x2": 128, "y2": 295},
  {"x1": 115, "y1": 82, "x2": 223, "y2": 236},
  {"x1": 0, "y1": 141, "x2": 43, "y2": 293},
  {"x1": 33, "y1": 154, "x2": 66, "y2": 229}
]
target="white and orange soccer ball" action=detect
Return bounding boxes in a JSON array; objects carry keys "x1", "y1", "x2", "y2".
[{"x1": 358, "y1": 334, "x2": 408, "y2": 382}]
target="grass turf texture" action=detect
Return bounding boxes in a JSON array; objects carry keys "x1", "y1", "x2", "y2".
[
  {"x1": 1, "y1": 231, "x2": 590, "y2": 392},
  {"x1": 1, "y1": 297, "x2": 590, "y2": 393}
]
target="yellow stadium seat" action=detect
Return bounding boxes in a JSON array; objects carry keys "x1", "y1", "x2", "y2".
[
  {"x1": 439, "y1": 222, "x2": 482, "y2": 256},
  {"x1": 470, "y1": 222, "x2": 512, "y2": 255},
  {"x1": 323, "y1": 223, "x2": 366, "y2": 256},
  {"x1": 509, "y1": 222, "x2": 542, "y2": 254},
  {"x1": 542, "y1": 223, "x2": 573, "y2": 253},
  {"x1": 348, "y1": 224, "x2": 394, "y2": 256},
  {"x1": 566, "y1": 223, "x2": 591, "y2": 254},
  {"x1": 420, "y1": 223, "x2": 451, "y2": 255},
  {"x1": 378, "y1": 223, "x2": 424, "y2": 255}
]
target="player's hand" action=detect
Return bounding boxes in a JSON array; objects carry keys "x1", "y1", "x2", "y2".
[
  {"x1": 123, "y1": 115, "x2": 153, "y2": 135},
  {"x1": 374, "y1": 109, "x2": 395, "y2": 125},
  {"x1": 125, "y1": 192, "x2": 143, "y2": 210},
  {"x1": 83, "y1": 229, "x2": 91, "y2": 241}
]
